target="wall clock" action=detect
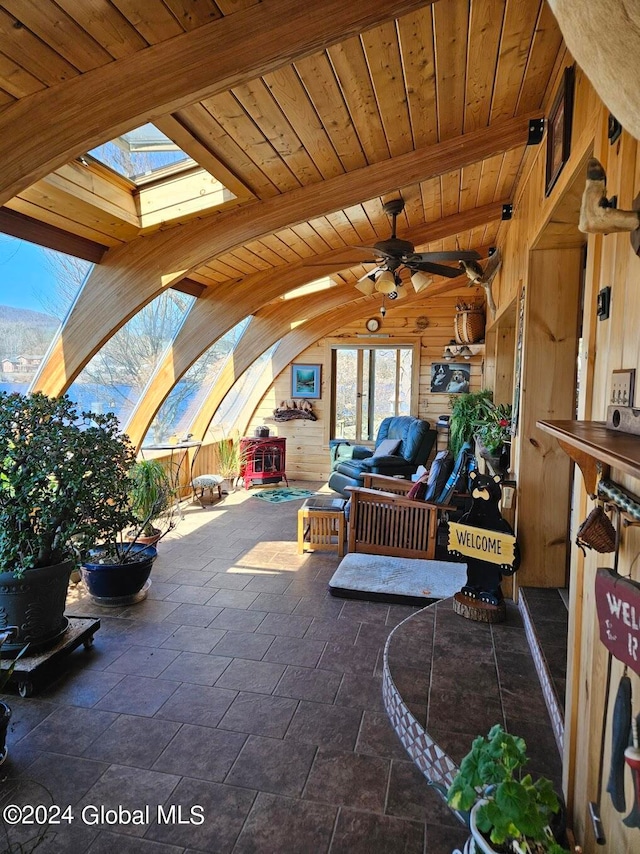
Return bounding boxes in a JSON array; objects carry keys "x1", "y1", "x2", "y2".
[{"x1": 366, "y1": 317, "x2": 380, "y2": 332}]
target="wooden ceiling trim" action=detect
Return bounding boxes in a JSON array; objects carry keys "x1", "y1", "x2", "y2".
[
  {"x1": 327, "y1": 37, "x2": 390, "y2": 164},
  {"x1": 397, "y1": 7, "x2": 437, "y2": 148},
  {"x1": 175, "y1": 104, "x2": 281, "y2": 199},
  {"x1": 1, "y1": 0, "x2": 114, "y2": 72},
  {"x1": 6, "y1": 196, "x2": 125, "y2": 248},
  {"x1": 514, "y1": 0, "x2": 563, "y2": 115},
  {"x1": 171, "y1": 278, "x2": 207, "y2": 298},
  {"x1": 464, "y1": 0, "x2": 505, "y2": 134},
  {"x1": 489, "y1": 0, "x2": 541, "y2": 123},
  {"x1": 433, "y1": 0, "x2": 469, "y2": 141},
  {"x1": 154, "y1": 114, "x2": 255, "y2": 203},
  {"x1": 293, "y1": 53, "x2": 367, "y2": 173},
  {"x1": 0, "y1": 0, "x2": 435, "y2": 206},
  {"x1": 263, "y1": 66, "x2": 345, "y2": 180},
  {"x1": 205, "y1": 90, "x2": 302, "y2": 193},
  {"x1": 52, "y1": 0, "x2": 149, "y2": 60},
  {"x1": 160, "y1": 0, "x2": 223, "y2": 31},
  {"x1": 0, "y1": 51, "x2": 45, "y2": 98},
  {"x1": 0, "y1": 207, "x2": 107, "y2": 262},
  {"x1": 108, "y1": 0, "x2": 185, "y2": 42},
  {"x1": 0, "y1": 8, "x2": 79, "y2": 85},
  {"x1": 361, "y1": 21, "x2": 414, "y2": 158}
]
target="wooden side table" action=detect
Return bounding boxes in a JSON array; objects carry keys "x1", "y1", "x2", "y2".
[{"x1": 298, "y1": 497, "x2": 347, "y2": 557}]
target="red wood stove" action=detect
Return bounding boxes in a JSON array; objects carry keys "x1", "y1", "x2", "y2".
[{"x1": 239, "y1": 437, "x2": 288, "y2": 489}]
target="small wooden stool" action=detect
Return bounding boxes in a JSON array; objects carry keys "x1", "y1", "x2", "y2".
[
  {"x1": 298, "y1": 497, "x2": 347, "y2": 557},
  {"x1": 191, "y1": 474, "x2": 224, "y2": 506}
]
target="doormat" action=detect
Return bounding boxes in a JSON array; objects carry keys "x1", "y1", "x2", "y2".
[
  {"x1": 329, "y1": 553, "x2": 467, "y2": 606},
  {"x1": 251, "y1": 487, "x2": 316, "y2": 504}
]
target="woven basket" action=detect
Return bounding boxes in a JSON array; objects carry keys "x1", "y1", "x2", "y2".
[
  {"x1": 454, "y1": 308, "x2": 485, "y2": 344},
  {"x1": 575, "y1": 506, "x2": 616, "y2": 553}
]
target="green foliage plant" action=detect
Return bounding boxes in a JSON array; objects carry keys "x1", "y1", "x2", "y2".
[
  {"x1": 447, "y1": 725, "x2": 569, "y2": 854},
  {"x1": 0, "y1": 392, "x2": 138, "y2": 577},
  {"x1": 474, "y1": 402, "x2": 513, "y2": 455},
  {"x1": 128, "y1": 459, "x2": 175, "y2": 538},
  {"x1": 449, "y1": 389, "x2": 494, "y2": 458},
  {"x1": 215, "y1": 435, "x2": 244, "y2": 483}
]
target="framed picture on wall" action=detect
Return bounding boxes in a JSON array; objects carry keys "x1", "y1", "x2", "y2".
[
  {"x1": 545, "y1": 65, "x2": 575, "y2": 196},
  {"x1": 431, "y1": 363, "x2": 470, "y2": 394},
  {"x1": 291, "y1": 363, "x2": 322, "y2": 398}
]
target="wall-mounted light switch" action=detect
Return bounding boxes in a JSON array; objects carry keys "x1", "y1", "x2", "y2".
[{"x1": 610, "y1": 369, "x2": 636, "y2": 407}]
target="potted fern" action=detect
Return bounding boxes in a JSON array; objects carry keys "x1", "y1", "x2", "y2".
[
  {"x1": 447, "y1": 725, "x2": 569, "y2": 854},
  {"x1": 449, "y1": 389, "x2": 494, "y2": 458}
]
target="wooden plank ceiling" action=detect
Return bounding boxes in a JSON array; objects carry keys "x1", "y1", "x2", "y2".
[{"x1": 0, "y1": 0, "x2": 563, "y2": 306}]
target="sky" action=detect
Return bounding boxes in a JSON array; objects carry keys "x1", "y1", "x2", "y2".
[{"x1": 0, "y1": 234, "x2": 58, "y2": 313}]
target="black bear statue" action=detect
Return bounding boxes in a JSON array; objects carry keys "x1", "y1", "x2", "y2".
[{"x1": 450, "y1": 471, "x2": 521, "y2": 610}]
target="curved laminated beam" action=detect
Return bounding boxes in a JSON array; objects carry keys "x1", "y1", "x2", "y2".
[
  {"x1": 121, "y1": 206, "x2": 504, "y2": 443},
  {"x1": 31, "y1": 137, "x2": 514, "y2": 396},
  {"x1": 0, "y1": 0, "x2": 434, "y2": 206},
  {"x1": 192, "y1": 276, "x2": 473, "y2": 441}
]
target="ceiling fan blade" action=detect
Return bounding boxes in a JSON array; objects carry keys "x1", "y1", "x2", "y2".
[
  {"x1": 409, "y1": 261, "x2": 463, "y2": 278},
  {"x1": 302, "y1": 258, "x2": 379, "y2": 266},
  {"x1": 407, "y1": 250, "x2": 481, "y2": 263}
]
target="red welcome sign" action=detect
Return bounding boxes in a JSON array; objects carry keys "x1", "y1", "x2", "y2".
[{"x1": 595, "y1": 568, "x2": 640, "y2": 675}]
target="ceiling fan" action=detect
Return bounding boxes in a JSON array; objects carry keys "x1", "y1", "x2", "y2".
[{"x1": 309, "y1": 198, "x2": 481, "y2": 301}]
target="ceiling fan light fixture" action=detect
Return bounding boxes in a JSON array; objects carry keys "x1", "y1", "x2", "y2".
[
  {"x1": 388, "y1": 285, "x2": 408, "y2": 301},
  {"x1": 410, "y1": 271, "x2": 433, "y2": 293},
  {"x1": 355, "y1": 279, "x2": 376, "y2": 296},
  {"x1": 375, "y1": 270, "x2": 397, "y2": 294}
]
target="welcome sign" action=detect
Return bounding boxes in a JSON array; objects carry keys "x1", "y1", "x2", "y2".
[
  {"x1": 448, "y1": 522, "x2": 517, "y2": 568},
  {"x1": 595, "y1": 567, "x2": 640, "y2": 675}
]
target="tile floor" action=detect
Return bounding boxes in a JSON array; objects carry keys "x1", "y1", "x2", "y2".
[{"x1": 0, "y1": 483, "x2": 559, "y2": 854}]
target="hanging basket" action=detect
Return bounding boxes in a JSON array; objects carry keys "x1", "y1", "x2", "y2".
[{"x1": 454, "y1": 308, "x2": 485, "y2": 344}]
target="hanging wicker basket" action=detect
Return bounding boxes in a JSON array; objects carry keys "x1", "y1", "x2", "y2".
[{"x1": 454, "y1": 307, "x2": 485, "y2": 344}]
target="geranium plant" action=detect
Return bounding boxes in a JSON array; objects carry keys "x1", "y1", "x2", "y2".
[
  {"x1": 0, "y1": 392, "x2": 138, "y2": 577},
  {"x1": 447, "y1": 724, "x2": 569, "y2": 854},
  {"x1": 474, "y1": 402, "x2": 513, "y2": 455}
]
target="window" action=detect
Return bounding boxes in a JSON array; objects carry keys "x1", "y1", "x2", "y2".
[{"x1": 331, "y1": 345, "x2": 416, "y2": 441}]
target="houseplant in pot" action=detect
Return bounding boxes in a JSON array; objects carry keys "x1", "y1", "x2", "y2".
[
  {"x1": 0, "y1": 392, "x2": 139, "y2": 653},
  {"x1": 447, "y1": 724, "x2": 570, "y2": 853},
  {"x1": 474, "y1": 402, "x2": 512, "y2": 477},
  {"x1": 215, "y1": 435, "x2": 243, "y2": 492},
  {"x1": 127, "y1": 459, "x2": 176, "y2": 546},
  {"x1": 449, "y1": 389, "x2": 494, "y2": 459}
]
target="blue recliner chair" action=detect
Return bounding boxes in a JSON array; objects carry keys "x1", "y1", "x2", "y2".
[{"x1": 328, "y1": 416, "x2": 436, "y2": 497}]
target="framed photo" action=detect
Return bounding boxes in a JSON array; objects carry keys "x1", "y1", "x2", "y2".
[
  {"x1": 291, "y1": 363, "x2": 322, "y2": 399},
  {"x1": 545, "y1": 65, "x2": 575, "y2": 196},
  {"x1": 431, "y1": 363, "x2": 470, "y2": 394}
]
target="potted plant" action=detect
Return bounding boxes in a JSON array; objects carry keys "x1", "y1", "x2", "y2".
[
  {"x1": 0, "y1": 392, "x2": 139, "y2": 652},
  {"x1": 127, "y1": 459, "x2": 176, "y2": 545},
  {"x1": 449, "y1": 389, "x2": 494, "y2": 459},
  {"x1": 447, "y1": 724, "x2": 570, "y2": 854},
  {"x1": 0, "y1": 628, "x2": 28, "y2": 765},
  {"x1": 474, "y1": 402, "x2": 512, "y2": 476},
  {"x1": 215, "y1": 435, "x2": 243, "y2": 492}
]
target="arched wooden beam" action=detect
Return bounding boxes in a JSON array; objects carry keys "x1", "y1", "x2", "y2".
[
  {"x1": 121, "y1": 210, "x2": 502, "y2": 444},
  {"x1": 31, "y1": 185, "x2": 509, "y2": 395},
  {"x1": 0, "y1": 0, "x2": 432, "y2": 206},
  {"x1": 124, "y1": 279, "x2": 358, "y2": 448},
  {"x1": 192, "y1": 277, "x2": 474, "y2": 441}
]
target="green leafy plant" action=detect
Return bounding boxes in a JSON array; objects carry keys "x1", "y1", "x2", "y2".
[
  {"x1": 128, "y1": 459, "x2": 176, "y2": 538},
  {"x1": 214, "y1": 435, "x2": 244, "y2": 483},
  {"x1": 474, "y1": 402, "x2": 513, "y2": 455},
  {"x1": 0, "y1": 392, "x2": 139, "y2": 576},
  {"x1": 449, "y1": 389, "x2": 494, "y2": 458},
  {"x1": 447, "y1": 725, "x2": 569, "y2": 853}
]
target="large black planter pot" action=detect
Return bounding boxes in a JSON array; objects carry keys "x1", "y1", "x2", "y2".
[
  {"x1": 81, "y1": 544, "x2": 157, "y2": 606},
  {"x1": 0, "y1": 560, "x2": 72, "y2": 655},
  {"x1": 0, "y1": 702, "x2": 11, "y2": 765}
]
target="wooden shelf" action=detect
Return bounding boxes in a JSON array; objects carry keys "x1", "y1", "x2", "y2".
[{"x1": 537, "y1": 419, "x2": 640, "y2": 494}]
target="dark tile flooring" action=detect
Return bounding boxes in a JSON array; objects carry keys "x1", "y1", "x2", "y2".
[
  {"x1": 519, "y1": 587, "x2": 569, "y2": 716},
  {"x1": 0, "y1": 484, "x2": 560, "y2": 853}
]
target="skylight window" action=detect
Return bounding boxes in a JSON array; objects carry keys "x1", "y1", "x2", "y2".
[{"x1": 88, "y1": 123, "x2": 192, "y2": 183}]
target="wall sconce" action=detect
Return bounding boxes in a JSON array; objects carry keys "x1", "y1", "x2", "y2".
[{"x1": 442, "y1": 341, "x2": 484, "y2": 360}]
